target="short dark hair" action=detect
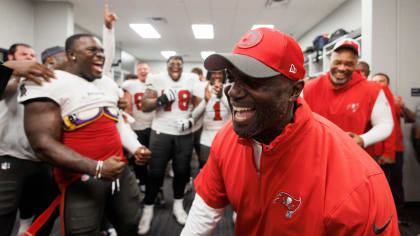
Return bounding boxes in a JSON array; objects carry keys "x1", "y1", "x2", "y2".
[
  {"x1": 206, "y1": 70, "x2": 226, "y2": 83},
  {"x1": 191, "y1": 67, "x2": 203, "y2": 76},
  {"x1": 166, "y1": 55, "x2": 183, "y2": 64},
  {"x1": 373, "y1": 73, "x2": 390, "y2": 84},
  {"x1": 65, "y1": 33, "x2": 94, "y2": 51},
  {"x1": 8, "y1": 43, "x2": 32, "y2": 56}
]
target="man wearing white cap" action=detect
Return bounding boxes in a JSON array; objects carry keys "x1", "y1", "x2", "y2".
[
  {"x1": 181, "y1": 28, "x2": 399, "y2": 235},
  {"x1": 303, "y1": 38, "x2": 394, "y2": 149}
]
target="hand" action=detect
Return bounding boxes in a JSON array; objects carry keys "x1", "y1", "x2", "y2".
[
  {"x1": 104, "y1": 4, "x2": 117, "y2": 29},
  {"x1": 3, "y1": 60, "x2": 55, "y2": 85},
  {"x1": 347, "y1": 132, "x2": 364, "y2": 147},
  {"x1": 118, "y1": 97, "x2": 128, "y2": 110},
  {"x1": 164, "y1": 88, "x2": 177, "y2": 101},
  {"x1": 394, "y1": 95, "x2": 403, "y2": 108},
  {"x1": 204, "y1": 84, "x2": 211, "y2": 102},
  {"x1": 101, "y1": 156, "x2": 126, "y2": 181},
  {"x1": 377, "y1": 156, "x2": 395, "y2": 165},
  {"x1": 133, "y1": 146, "x2": 151, "y2": 165},
  {"x1": 212, "y1": 83, "x2": 223, "y2": 98},
  {"x1": 177, "y1": 118, "x2": 194, "y2": 132}
]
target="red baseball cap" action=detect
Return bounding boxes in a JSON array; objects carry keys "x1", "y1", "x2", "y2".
[
  {"x1": 204, "y1": 27, "x2": 306, "y2": 80},
  {"x1": 332, "y1": 38, "x2": 360, "y2": 56}
]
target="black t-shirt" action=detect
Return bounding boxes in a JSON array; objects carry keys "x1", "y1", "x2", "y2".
[{"x1": 0, "y1": 64, "x2": 13, "y2": 97}]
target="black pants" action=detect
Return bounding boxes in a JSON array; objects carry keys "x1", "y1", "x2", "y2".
[
  {"x1": 379, "y1": 152, "x2": 405, "y2": 211},
  {"x1": 133, "y1": 128, "x2": 151, "y2": 187},
  {"x1": 143, "y1": 131, "x2": 193, "y2": 205},
  {"x1": 0, "y1": 155, "x2": 59, "y2": 236},
  {"x1": 193, "y1": 127, "x2": 203, "y2": 158},
  {"x1": 390, "y1": 151, "x2": 405, "y2": 211},
  {"x1": 198, "y1": 144, "x2": 211, "y2": 169},
  {"x1": 63, "y1": 166, "x2": 140, "y2": 236}
]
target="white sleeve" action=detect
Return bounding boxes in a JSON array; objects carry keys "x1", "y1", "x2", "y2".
[
  {"x1": 192, "y1": 99, "x2": 206, "y2": 122},
  {"x1": 360, "y1": 90, "x2": 394, "y2": 147},
  {"x1": 116, "y1": 113, "x2": 142, "y2": 154},
  {"x1": 181, "y1": 194, "x2": 226, "y2": 236},
  {"x1": 18, "y1": 77, "x2": 63, "y2": 105},
  {"x1": 103, "y1": 25, "x2": 115, "y2": 74}
]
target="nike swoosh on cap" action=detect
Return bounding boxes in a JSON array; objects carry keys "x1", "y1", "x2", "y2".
[{"x1": 373, "y1": 215, "x2": 393, "y2": 234}]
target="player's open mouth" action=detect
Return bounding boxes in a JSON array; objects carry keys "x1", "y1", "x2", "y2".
[
  {"x1": 232, "y1": 105, "x2": 256, "y2": 123},
  {"x1": 92, "y1": 62, "x2": 103, "y2": 74}
]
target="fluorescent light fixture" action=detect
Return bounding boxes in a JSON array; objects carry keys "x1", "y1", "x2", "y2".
[
  {"x1": 251, "y1": 24, "x2": 274, "y2": 30},
  {"x1": 192, "y1": 24, "x2": 214, "y2": 39},
  {"x1": 161, "y1": 51, "x2": 176, "y2": 59},
  {"x1": 201, "y1": 51, "x2": 216, "y2": 60},
  {"x1": 129, "y1": 24, "x2": 161, "y2": 38}
]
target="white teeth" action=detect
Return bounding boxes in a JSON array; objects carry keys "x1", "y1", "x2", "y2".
[{"x1": 232, "y1": 106, "x2": 252, "y2": 112}]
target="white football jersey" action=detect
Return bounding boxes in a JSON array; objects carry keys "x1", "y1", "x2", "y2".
[
  {"x1": 191, "y1": 81, "x2": 208, "y2": 132},
  {"x1": 121, "y1": 79, "x2": 154, "y2": 130},
  {"x1": 200, "y1": 93, "x2": 231, "y2": 146},
  {"x1": 18, "y1": 70, "x2": 118, "y2": 118},
  {"x1": 146, "y1": 72, "x2": 199, "y2": 135},
  {"x1": 0, "y1": 78, "x2": 36, "y2": 161}
]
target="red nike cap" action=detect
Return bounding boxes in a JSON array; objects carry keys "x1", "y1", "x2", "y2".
[{"x1": 204, "y1": 27, "x2": 306, "y2": 80}]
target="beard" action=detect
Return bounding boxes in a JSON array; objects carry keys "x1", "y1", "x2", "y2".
[{"x1": 232, "y1": 102, "x2": 286, "y2": 141}]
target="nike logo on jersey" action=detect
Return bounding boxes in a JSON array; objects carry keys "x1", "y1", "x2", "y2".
[{"x1": 373, "y1": 215, "x2": 392, "y2": 234}]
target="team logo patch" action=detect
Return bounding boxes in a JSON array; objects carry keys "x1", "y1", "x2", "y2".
[
  {"x1": 1, "y1": 162, "x2": 11, "y2": 170},
  {"x1": 81, "y1": 174, "x2": 90, "y2": 182},
  {"x1": 237, "y1": 30, "x2": 263, "y2": 49},
  {"x1": 346, "y1": 103, "x2": 360, "y2": 113},
  {"x1": 20, "y1": 84, "x2": 27, "y2": 97},
  {"x1": 289, "y1": 64, "x2": 297, "y2": 74},
  {"x1": 273, "y1": 192, "x2": 302, "y2": 219}
]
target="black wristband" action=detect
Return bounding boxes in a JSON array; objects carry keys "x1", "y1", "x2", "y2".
[{"x1": 157, "y1": 94, "x2": 169, "y2": 107}]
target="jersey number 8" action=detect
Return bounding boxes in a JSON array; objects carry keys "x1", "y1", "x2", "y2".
[{"x1": 164, "y1": 90, "x2": 191, "y2": 111}]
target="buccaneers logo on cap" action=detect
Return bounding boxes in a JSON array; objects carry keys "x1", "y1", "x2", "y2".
[
  {"x1": 273, "y1": 192, "x2": 302, "y2": 219},
  {"x1": 237, "y1": 30, "x2": 263, "y2": 49}
]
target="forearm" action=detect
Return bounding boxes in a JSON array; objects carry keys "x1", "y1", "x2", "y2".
[
  {"x1": 1, "y1": 76, "x2": 19, "y2": 100},
  {"x1": 31, "y1": 134, "x2": 97, "y2": 175},
  {"x1": 181, "y1": 194, "x2": 226, "y2": 236},
  {"x1": 192, "y1": 99, "x2": 206, "y2": 122},
  {"x1": 401, "y1": 105, "x2": 416, "y2": 123},
  {"x1": 141, "y1": 98, "x2": 159, "y2": 112},
  {"x1": 103, "y1": 24, "x2": 115, "y2": 74},
  {"x1": 117, "y1": 113, "x2": 142, "y2": 154},
  {"x1": 360, "y1": 90, "x2": 394, "y2": 147}
]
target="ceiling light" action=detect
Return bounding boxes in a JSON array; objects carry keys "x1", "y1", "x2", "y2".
[
  {"x1": 201, "y1": 51, "x2": 215, "y2": 60},
  {"x1": 251, "y1": 24, "x2": 274, "y2": 30},
  {"x1": 192, "y1": 24, "x2": 214, "y2": 39},
  {"x1": 161, "y1": 51, "x2": 176, "y2": 59},
  {"x1": 129, "y1": 24, "x2": 161, "y2": 38}
]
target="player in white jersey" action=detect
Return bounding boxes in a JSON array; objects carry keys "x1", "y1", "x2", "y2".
[
  {"x1": 121, "y1": 62, "x2": 153, "y2": 193},
  {"x1": 138, "y1": 56, "x2": 199, "y2": 234},
  {"x1": 194, "y1": 71, "x2": 231, "y2": 168},
  {"x1": 0, "y1": 43, "x2": 59, "y2": 236},
  {"x1": 19, "y1": 32, "x2": 151, "y2": 235}
]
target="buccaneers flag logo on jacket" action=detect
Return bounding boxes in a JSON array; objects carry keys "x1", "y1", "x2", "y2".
[{"x1": 273, "y1": 192, "x2": 302, "y2": 219}]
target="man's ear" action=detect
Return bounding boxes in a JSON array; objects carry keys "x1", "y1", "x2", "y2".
[
  {"x1": 7, "y1": 54, "x2": 13, "y2": 61},
  {"x1": 66, "y1": 50, "x2": 75, "y2": 61},
  {"x1": 289, "y1": 80, "x2": 304, "y2": 102}
]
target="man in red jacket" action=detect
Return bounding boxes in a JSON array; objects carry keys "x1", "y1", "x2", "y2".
[
  {"x1": 181, "y1": 28, "x2": 399, "y2": 235},
  {"x1": 373, "y1": 72, "x2": 415, "y2": 226},
  {"x1": 303, "y1": 38, "x2": 394, "y2": 149}
]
